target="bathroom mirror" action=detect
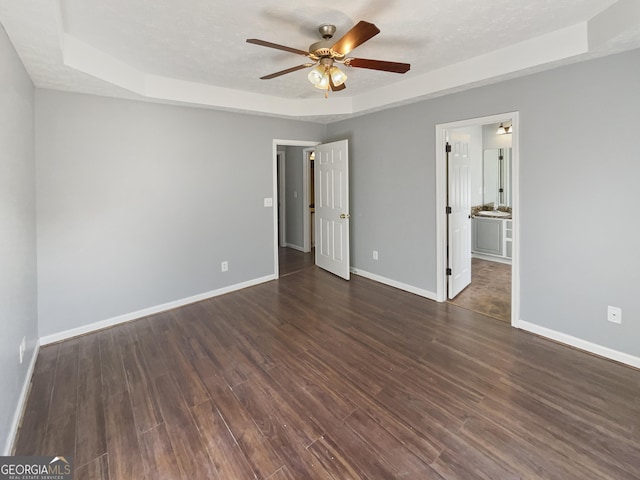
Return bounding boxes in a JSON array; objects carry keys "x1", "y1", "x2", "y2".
[{"x1": 483, "y1": 148, "x2": 512, "y2": 207}]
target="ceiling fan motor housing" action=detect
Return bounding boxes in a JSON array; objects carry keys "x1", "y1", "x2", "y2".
[
  {"x1": 318, "y1": 24, "x2": 336, "y2": 39},
  {"x1": 309, "y1": 25, "x2": 342, "y2": 59}
]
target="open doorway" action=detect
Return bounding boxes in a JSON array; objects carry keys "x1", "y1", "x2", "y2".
[
  {"x1": 273, "y1": 140, "x2": 319, "y2": 278},
  {"x1": 435, "y1": 113, "x2": 520, "y2": 325}
]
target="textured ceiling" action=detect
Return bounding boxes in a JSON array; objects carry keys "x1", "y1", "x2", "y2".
[{"x1": 1, "y1": 0, "x2": 637, "y2": 121}]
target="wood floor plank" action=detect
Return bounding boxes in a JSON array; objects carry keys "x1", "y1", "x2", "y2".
[
  {"x1": 75, "y1": 454, "x2": 109, "y2": 480},
  {"x1": 473, "y1": 383, "x2": 640, "y2": 480},
  {"x1": 431, "y1": 435, "x2": 522, "y2": 480},
  {"x1": 159, "y1": 332, "x2": 210, "y2": 407},
  {"x1": 234, "y1": 367, "x2": 324, "y2": 447},
  {"x1": 14, "y1": 254, "x2": 640, "y2": 480},
  {"x1": 165, "y1": 419, "x2": 220, "y2": 480},
  {"x1": 265, "y1": 466, "x2": 296, "y2": 480},
  {"x1": 459, "y1": 415, "x2": 604, "y2": 480},
  {"x1": 201, "y1": 375, "x2": 283, "y2": 479},
  {"x1": 139, "y1": 423, "x2": 184, "y2": 480},
  {"x1": 307, "y1": 434, "x2": 368, "y2": 480},
  {"x1": 376, "y1": 368, "x2": 474, "y2": 432},
  {"x1": 104, "y1": 389, "x2": 145, "y2": 480},
  {"x1": 32, "y1": 343, "x2": 59, "y2": 376},
  {"x1": 135, "y1": 318, "x2": 170, "y2": 379},
  {"x1": 176, "y1": 306, "x2": 248, "y2": 386},
  {"x1": 232, "y1": 377, "x2": 333, "y2": 479},
  {"x1": 76, "y1": 333, "x2": 107, "y2": 467},
  {"x1": 344, "y1": 408, "x2": 440, "y2": 478},
  {"x1": 13, "y1": 371, "x2": 55, "y2": 455},
  {"x1": 191, "y1": 399, "x2": 259, "y2": 480},
  {"x1": 48, "y1": 339, "x2": 79, "y2": 421},
  {"x1": 265, "y1": 362, "x2": 353, "y2": 436},
  {"x1": 122, "y1": 342, "x2": 162, "y2": 434},
  {"x1": 98, "y1": 328, "x2": 127, "y2": 398},
  {"x1": 41, "y1": 413, "x2": 76, "y2": 459},
  {"x1": 502, "y1": 361, "x2": 638, "y2": 439},
  {"x1": 152, "y1": 373, "x2": 193, "y2": 429}
]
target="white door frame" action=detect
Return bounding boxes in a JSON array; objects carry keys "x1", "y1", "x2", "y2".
[
  {"x1": 272, "y1": 139, "x2": 321, "y2": 278},
  {"x1": 435, "y1": 112, "x2": 520, "y2": 327},
  {"x1": 302, "y1": 147, "x2": 315, "y2": 253},
  {"x1": 277, "y1": 150, "x2": 286, "y2": 248}
]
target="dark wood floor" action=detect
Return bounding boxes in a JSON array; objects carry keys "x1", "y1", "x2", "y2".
[
  {"x1": 14, "y1": 258, "x2": 640, "y2": 479},
  {"x1": 278, "y1": 246, "x2": 315, "y2": 277},
  {"x1": 448, "y1": 258, "x2": 512, "y2": 323}
]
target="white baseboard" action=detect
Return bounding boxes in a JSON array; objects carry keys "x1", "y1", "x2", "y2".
[
  {"x1": 351, "y1": 268, "x2": 438, "y2": 301},
  {"x1": 40, "y1": 274, "x2": 276, "y2": 345},
  {"x1": 516, "y1": 320, "x2": 640, "y2": 369},
  {"x1": 4, "y1": 341, "x2": 40, "y2": 456},
  {"x1": 471, "y1": 252, "x2": 512, "y2": 265},
  {"x1": 284, "y1": 243, "x2": 307, "y2": 253}
]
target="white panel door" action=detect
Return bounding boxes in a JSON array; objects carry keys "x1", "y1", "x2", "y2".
[
  {"x1": 315, "y1": 139, "x2": 350, "y2": 280},
  {"x1": 448, "y1": 132, "x2": 472, "y2": 299}
]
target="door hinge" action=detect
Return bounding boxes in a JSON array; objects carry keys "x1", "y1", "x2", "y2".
[
  {"x1": 445, "y1": 144, "x2": 452, "y2": 153},
  {"x1": 446, "y1": 206, "x2": 452, "y2": 214},
  {"x1": 446, "y1": 268, "x2": 452, "y2": 276}
]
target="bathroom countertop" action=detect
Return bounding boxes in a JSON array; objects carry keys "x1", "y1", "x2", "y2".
[
  {"x1": 470, "y1": 205, "x2": 512, "y2": 219},
  {"x1": 472, "y1": 212, "x2": 512, "y2": 219}
]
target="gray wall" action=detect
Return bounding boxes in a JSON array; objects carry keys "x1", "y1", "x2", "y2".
[
  {"x1": 35, "y1": 91, "x2": 324, "y2": 337},
  {"x1": 284, "y1": 145, "x2": 305, "y2": 249},
  {"x1": 0, "y1": 26, "x2": 38, "y2": 454},
  {"x1": 327, "y1": 48, "x2": 640, "y2": 358}
]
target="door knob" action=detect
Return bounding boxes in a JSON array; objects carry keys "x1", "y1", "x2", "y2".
[{"x1": 340, "y1": 213, "x2": 351, "y2": 219}]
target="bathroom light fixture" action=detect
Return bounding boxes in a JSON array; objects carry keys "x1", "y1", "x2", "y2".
[{"x1": 496, "y1": 123, "x2": 512, "y2": 135}]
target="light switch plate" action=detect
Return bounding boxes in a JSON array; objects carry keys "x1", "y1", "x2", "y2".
[{"x1": 264, "y1": 197, "x2": 273, "y2": 207}]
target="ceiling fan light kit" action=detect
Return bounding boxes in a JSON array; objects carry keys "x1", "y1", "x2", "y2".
[{"x1": 246, "y1": 21, "x2": 410, "y2": 96}]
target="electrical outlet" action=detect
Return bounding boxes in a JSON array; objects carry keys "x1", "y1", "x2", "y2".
[
  {"x1": 19, "y1": 336, "x2": 26, "y2": 364},
  {"x1": 372, "y1": 250, "x2": 379, "y2": 260},
  {"x1": 221, "y1": 261, "x2": 229, "y2": 272},
  {"x1": 607, "y1": 306, "x2": 622, "y2": 324}
]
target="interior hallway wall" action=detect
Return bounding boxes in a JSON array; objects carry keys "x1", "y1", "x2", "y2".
[
  {"x1": 284, "y1": 145, "x2": 305, "y2": 249},
  {"x1": 35, "y1": 90, "x2": 325, "y2": 337},
  {"x1": 0, "y1": 25, "x2": 38, "y2": 454}
]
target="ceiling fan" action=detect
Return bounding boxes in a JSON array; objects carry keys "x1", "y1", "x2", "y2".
[{"x1": 246, "y1": 21, "x2": 410, "y2": 95}]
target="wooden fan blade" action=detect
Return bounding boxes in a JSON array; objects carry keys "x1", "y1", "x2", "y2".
[
  {"x1": 260, "y1": 63, "x2": 315, "y2": 80},
  {"x1": 346, "y1": 58, "x2": 410, "y2": 73},
  {"x1": 331, "y1": 21, "x2": 380, "y2": 56},
  {"x1": 246, "y1": 38, "x2": 310, "y2": 57},
  {"x1": 329, "y1": 76, "x2": 346, "y2": 92}
]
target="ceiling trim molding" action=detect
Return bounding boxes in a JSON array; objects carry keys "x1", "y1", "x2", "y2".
[
  {"x1": 59, "y1": 23, "x2": 590, "y2": 120},
  {"x1": 353, "y1": 23, "x2": 590, "y2": 113},
  {"x1": 44, "y1": 0, "x2": 638, "y2": 121},
  {"x1": 588, "y1": 0, "x2": 640, "y2": 51}
]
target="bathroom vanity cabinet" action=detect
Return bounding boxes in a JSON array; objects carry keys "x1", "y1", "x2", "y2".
[{"x1": 472, "y1": 217, "x2": 512, "y2": 263}]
